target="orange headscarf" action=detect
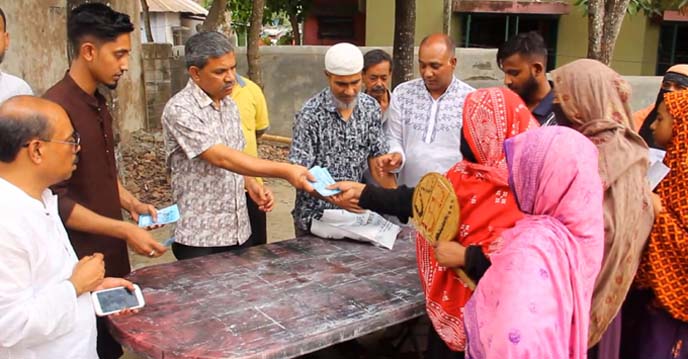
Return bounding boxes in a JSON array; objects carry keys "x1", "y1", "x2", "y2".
[
  {"x1": 636, "y1": 89, "x2": 688, "y2": 322},
  {"x1": 416, "y1": 87, "x2": 538, "y2": 351}
]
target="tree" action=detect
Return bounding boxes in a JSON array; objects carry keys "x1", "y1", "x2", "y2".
[
  {"x1": 576, "y1": 0, "x2": 688, "y2": 65},
  {"x1": 248, "y1": 0, "x2": 265, "y2": 88},
  {"x1": 392, "y1": 0, "x2": 415, "y2": 88},
  {"x1": 265, "y1": 0, "x2": 312, "y2": 45},
  {"x1": 140, "y1": 0, "x2": 154, "y2": 42},
  {"x1": 201, "y1": 0, "x2": 229, "y2": 31},
  {"x1": 442, "y1": 0, "x2": 452, "y2": 35}
]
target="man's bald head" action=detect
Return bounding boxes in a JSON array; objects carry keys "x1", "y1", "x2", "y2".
[
  {"x1": 0, "y1": 96, "x2": 67, "y2": 163},
  {"x1": 418, "y1": 33, "x2": 457, "y2": 97},
  {"x1": 420, "y1": 33, "x2": 456, "y2": 58}
]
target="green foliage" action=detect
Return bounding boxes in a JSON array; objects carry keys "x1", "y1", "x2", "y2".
[
  {"x1": 202, "y1": 0, "x2": 312, "y2": 28},
  {"x1": 228, "y1": 0, "x2": 253, "y2": 28},
  {"x1": 264, "y1": 0, "x2": 313, "y2": 23}
]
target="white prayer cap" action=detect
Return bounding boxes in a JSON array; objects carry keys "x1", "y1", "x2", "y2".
[{"x1": 325, "y1": 43, "x2": 363, "y2": 76}]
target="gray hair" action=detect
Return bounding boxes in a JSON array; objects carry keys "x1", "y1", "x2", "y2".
[{"x1": 184, "y1": 31, "x2": 234, "y2": 69}]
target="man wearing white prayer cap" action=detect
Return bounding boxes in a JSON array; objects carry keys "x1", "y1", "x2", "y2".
[{"x1": 288, "y1": 42, "x2": 396, "y2": 236}]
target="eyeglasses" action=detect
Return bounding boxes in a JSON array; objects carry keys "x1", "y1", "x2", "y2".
[{"x1": 24, "y1": 132, "x2": 81, "y2": 153}]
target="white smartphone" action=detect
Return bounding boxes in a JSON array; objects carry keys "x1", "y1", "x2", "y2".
[{"x1": 91, "y1": 284, "x2": 145, "y2": 317}]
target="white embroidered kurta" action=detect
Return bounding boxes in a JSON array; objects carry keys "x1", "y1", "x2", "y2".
[
  {"x1": 385, "y1": 76, "x2": 474, "y2": 186},
  {"x1": 0, "y1": 178, "x2": 97, "y2": 359}
]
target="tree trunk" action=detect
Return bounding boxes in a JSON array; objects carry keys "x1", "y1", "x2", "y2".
[
  {"x1": 442, "y1": 0, "x2": 451, "y2": 35},
  {"x1": 140, "y1": 0, "x2": 154, "y2": 42},
  {"x1": 201, "y1": 0, "x2": 228, "y2": 32},
  {"x1": 587, "y1": 0, "x2": 628, "y2": 65},
  {"x1": 248, "y1": 0, "x2": 265, "y2": 89},
  {"x1": 392, "y1": 0, "x2": 416, "y2": 89},
  {"x1": 586, "y1": 0, "x2": 604, "y2": 61},
  {"x1": 289, "y1": 13, "x2": 302, "y2": 45},
  {"x1": 600, "y1": 0, "x2": 630, "y2": 64}
]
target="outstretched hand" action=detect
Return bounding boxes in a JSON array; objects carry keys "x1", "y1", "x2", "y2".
[
  {"x1": 327, "y1": 181, "x2": 366, "y2": 213},
  {"x1": 375, "y1": 152, "x2": 402, "y2": 177},
  {"x1": 285, "y1": 164, "x2": 315, "y2": 193}
]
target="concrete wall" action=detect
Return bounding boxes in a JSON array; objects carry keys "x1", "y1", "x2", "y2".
[
  {"x1": 230, "y1": 46, "x2": 660, "y2": 138},
  {"x1": 107, "y1": 0, "x2": 148, "y2": 138},
  {"x1": 1, "y1": 0, "x2": 69, "y2": 95},
  {"x1": 143, "y1": 43, "x2": 174, "y2": 129},
  {"x1": 2, "y1": 0, "x2": 147, "y2": 141}
]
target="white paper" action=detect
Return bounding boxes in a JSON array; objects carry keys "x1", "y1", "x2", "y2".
[
  {"x1": 649, "y1": 148, "x2": 667, "y2": 164},
  {"x1": 310, "y1": 210, "x2": 401, "y2": 250},
  {"x1": 647, "y1": 149, "x2": 670, "y2": 190}
]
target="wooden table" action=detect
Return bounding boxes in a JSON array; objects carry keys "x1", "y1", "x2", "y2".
[{"x1": 108, "y1": 231, "x2": 425, "y2": 359}]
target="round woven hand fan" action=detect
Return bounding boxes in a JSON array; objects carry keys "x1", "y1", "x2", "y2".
[{"x1": 412, "y1": 172, "x2": 476, "y2": 290}]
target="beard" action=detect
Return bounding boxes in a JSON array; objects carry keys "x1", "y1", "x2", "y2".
[
  {"x1": 0, "y1": 50, "x2": 5, "y2": 64},
  {"x1": 512, "y1": 75, "x2": 539, "y2": 104},
  {"x1": 105, "y1": 82, "x2": 118, "y2": 90},
  {"x1": 332, "y1": 93, "x2": 357, "y2": 110}
]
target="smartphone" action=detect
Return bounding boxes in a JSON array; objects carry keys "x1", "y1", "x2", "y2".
[{"x1": 91, "y1": 284, "x2": 145, "y2": 317}]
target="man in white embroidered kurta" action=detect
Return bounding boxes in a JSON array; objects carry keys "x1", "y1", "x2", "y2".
[
  {"x1": 0, "y1": 96, "x2": 132, "y2": 359},
  {"x1": 378, "y1": 34, "x2": 474, "y2": 187}
]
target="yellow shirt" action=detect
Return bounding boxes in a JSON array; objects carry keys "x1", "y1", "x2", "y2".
[{"x1": 232, "y1": 75, "x2": 270, "y2": 184}]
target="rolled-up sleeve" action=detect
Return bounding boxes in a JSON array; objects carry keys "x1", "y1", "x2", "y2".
[{"x1": 0, "y1": 228, "x2": 79, "y2": 348}]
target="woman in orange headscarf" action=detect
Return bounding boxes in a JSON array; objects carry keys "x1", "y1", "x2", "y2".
[{"x1": 625, "y1": 90, "x2": 688, "y2": 358}]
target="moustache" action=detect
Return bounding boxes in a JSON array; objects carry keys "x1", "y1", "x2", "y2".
[{"x1": 370, "y1": 86, "x2": 386, "y2": 93}]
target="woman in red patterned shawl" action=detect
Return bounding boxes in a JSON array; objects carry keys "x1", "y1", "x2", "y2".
[
  {"x1": 328, "y1": 87, "x2": 538, "y2": 358},
  {"x1": 418, "y1": 87, "x2": 538, "y2": 356}
]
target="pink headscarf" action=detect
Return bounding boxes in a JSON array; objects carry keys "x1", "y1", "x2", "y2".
[{"x1": 464, "y1": 126, "x2": 605, "y2": 359}]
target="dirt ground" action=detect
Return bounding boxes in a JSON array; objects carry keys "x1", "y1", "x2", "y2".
[{"x1": 119, "y1": 131, "x2": 426, "y2": 359}]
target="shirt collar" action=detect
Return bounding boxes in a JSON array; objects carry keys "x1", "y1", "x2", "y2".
[
  {"x1": 0, "y1": 177, "x2": 54, "y2": 211},
  {"x1": 532, "y1": 82, "x2": 556, "y2": 118},
  {"x1": 423, "y1": 76, "x2": 459, "y2": 100},
  {"x1": 187, "y1": 79, "x2": 222, "y2": 109},
  {"x1": 62, "y1": 72, "x2": 103, "y2": 109},
  {"x1": 236, "y1": 74, "x2": 246, "y2": 88}
]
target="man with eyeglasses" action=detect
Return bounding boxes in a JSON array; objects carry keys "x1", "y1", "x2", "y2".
[
  {"x1": 42, "y1": 4, "x2": 164, "y2": 358},
  {"x1": 0, "y1": 95, "x2": 135, "y2": 358}
]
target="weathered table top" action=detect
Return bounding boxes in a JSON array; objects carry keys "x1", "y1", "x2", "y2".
[{"x1": 108, "y1": 231, "x2": 425, "y2": 359}]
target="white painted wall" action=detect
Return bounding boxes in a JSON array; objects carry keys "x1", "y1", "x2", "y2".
[{"x1": 140, "y1": 12, "x2": 182, "y2": 44}]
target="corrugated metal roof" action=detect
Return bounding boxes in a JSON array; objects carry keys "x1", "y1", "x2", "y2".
[{"x1": 145, "y1": 0, "x2": 208, "y2": 15}]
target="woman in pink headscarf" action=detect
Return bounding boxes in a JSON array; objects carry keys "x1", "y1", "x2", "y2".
[{"x1": 464, "y1": 126, "x2": 606, "y2": 358}]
